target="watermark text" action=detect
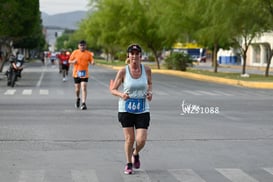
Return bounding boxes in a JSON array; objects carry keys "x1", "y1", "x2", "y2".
[{"x1": 181, "y1": 100, "x2": 220, "y2": 115}]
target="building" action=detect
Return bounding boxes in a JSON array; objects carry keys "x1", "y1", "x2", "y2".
[
  {"x1": 218, "y1": 32, "x2": 273, "y2": 68},
  {"x1": 247, "y1": 32, "x2": 273, "y2": 67},
  {"x1": 43, "y1": 26, "x2": 66, "y2": 52}
]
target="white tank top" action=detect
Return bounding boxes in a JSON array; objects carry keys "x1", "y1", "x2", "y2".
[{"x1": 118, "y1": 64, "x2": 150, "y2": 113}]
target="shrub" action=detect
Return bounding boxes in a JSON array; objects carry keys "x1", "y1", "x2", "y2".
[
  {"x1": 117, "y1": 52, "x2": 127, "y2": 62},
  {"x1": 164, "y1": 55, "x2": 174, "y2": 69},
  {"x1": 164, "y1": 52, "x2": 193, "y2": 71},
  {"x1": 148, "y1": 55, "x2": 155, "y2": 62}
]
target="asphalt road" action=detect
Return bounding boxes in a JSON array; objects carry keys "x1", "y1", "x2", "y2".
[{"x1": 0, "y1": 61, "x2": 273, "y2": 182}]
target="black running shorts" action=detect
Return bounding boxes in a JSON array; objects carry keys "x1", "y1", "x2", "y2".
[
  {"x1": 118, "y1": 112, "x2": 150, "y2": 129},
  {"x1": 74, "y1": 77, "x2": 88, "y2": 83},
  {"x1": 62, "y1": 64, "x2": 69, "y2": 71}
]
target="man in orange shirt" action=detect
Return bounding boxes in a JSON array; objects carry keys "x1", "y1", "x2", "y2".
[{"x1": 69, "y1": 40, "x2": 94, "y2": 110}]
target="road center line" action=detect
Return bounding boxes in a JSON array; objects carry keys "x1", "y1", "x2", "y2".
[{"x1": 36, "y1": 67, "x2": 45, "y2": 87}]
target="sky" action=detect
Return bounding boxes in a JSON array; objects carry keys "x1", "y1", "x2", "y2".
[{"x1": 40, "y1": 0, "x2": 89, "y2": 15}]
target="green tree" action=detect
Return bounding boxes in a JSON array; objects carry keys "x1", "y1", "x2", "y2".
[
  {"x1": 70, "y1": 0, "x2": 272, "y2": 73},
  {"x1": 0, "y1": 0, "x2": 21, "y2": 69},
  {"x1": 194, "y1": 0, "x2": 235, "y2": 73},
  {"x1": 0, "y1": 0, "x2": 44, "y2": 70},
  {"x1": 0, "y1": 0, "x2": 43, "y2": 47},
  {"x1": 13, "y1": 0, "x2": 45, "y2": 50},
  {"x1": 77, "y1": 0, "x2": 169, "y2": 68},
  {"x1": 55, "y1": 29, "x2": 75, "y2": 50},
  {"x1": 0, "y1": 0, "x2": 22, "y2": 38},
  {"x1": 163, "y1": 0, "x2": 270, "y2": 75},
  {"x1": 259, "y1": 0, "x2": 273, "y2": 77},
  {"x1": 91, "y1": 0, "x2": 125, "y2": 61},
  {"x1": 228, "y1": 0, "x2": 270, "y2": 75},
  {"x1": 118, "y1": 0, "x2": 166, "y2": 69}
]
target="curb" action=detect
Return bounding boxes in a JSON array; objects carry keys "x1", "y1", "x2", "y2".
[
  {"x1": 152, "y1": 69, "x2": 273, "y2": 89},
  {"x1": 98, "y1": 64, "x2": 273, "y2": 89}
]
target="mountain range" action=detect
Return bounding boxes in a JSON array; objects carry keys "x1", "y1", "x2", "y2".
[{"x1": 41, "y1": 11, "x2": 89, "y2": 30}]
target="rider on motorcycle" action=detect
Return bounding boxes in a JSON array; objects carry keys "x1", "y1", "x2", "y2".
[
  {"x1": 10, "y1": 52, "x2": 24, "y2": 77},
  {"x1": 6, "y1": 52, "x2": 24, "y2": 86}
]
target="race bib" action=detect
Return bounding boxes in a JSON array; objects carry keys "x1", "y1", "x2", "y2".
[
  {"x1": 62, "y1": 60, "x2": 68, "y2": 65},
  {"x1": 17, "y1": 54, "x2": 24, "y2": 61},
  {"x1": 125, "y1": 98, "x2": 145, "y2": 113},
  {"x1": 77, "y1": 70, "x2": 86, "y2": 77}
]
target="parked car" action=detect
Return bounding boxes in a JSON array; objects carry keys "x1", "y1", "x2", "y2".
[
  {"x1": 141, "y1": 55, "x2": 148, "y2": 61},
  {"x1": 197, "y1": 56, "x2": 206, "y2": 62}
]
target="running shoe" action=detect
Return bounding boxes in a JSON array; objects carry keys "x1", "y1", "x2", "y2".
[
  {"x1": 81, "y1": 103, "x2": 87, "y2": 110},
  {"x1": 132, "y1": 154, "x2": 140, "y2": 169},
  {"x1": 124, "y1": 163, "x2": 133, "y2": 175},
  {"x1": 75, "y1": 98, "x2": 80, "y2": 108}
]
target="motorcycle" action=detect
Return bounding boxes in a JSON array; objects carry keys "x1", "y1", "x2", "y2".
[{"x1": 6, "y1": 54, "x2": 24, "y2": 87}]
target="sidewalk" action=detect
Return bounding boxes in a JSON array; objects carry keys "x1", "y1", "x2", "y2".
[{"x1": 193, "y1": 62, "x2": 272, "y2": 75}]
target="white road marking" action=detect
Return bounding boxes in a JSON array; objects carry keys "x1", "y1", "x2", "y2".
[
  {"x1": 39, "y1": 89, "x2": 49, "y2": 95},
  {"x1": 168, "y1": 169, "x2": 206, "y2": 182},
  {"x1": 213, "y1": 90, "x2": 233, "y2": 96},
  {"x1": 4, "y1": 89, "x2": 16, "y2": 95},
  {"x1": 183, "y1": 90, "x2": 203, "y2": 96},
  {"x1": 36, "y1": 68, "x2": 45, "y2": 87},
  {"x1": 216, "y1": 168, "x2": 259, "y2": 182},
  {"x1": 197, "y1": 90, "x2": 219, "y2": 96},
  {"x1": 263, "y1": 168, "x2": 273, "y2": 175},
  {"x1": 22, "y1": 89, "x2": 32, "y2": 95}
]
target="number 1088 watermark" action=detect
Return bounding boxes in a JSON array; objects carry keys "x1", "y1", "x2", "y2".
[{"x1": 181, "y1": 100, "x2": 220, "y2": 115}]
